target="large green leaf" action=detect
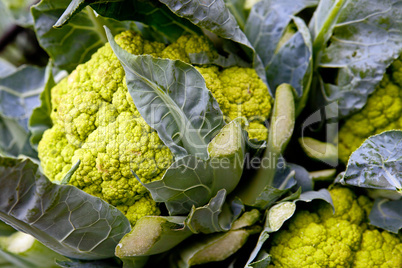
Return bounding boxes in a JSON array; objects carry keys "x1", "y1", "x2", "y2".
[
  {"x1": 55, "y1": 0, "x2": 201, "y2": 42},
  {"x1": 107, "y1": 27, "x2": 225, "y2": 159},
  {"x1": 28, "y1": 62, "x2": 55, "y2": 150},
  {"x1": 315, "y1": 0, "x2": 402, "y2": 116},
  {"x1": 32, "y1": 0, "x2": 137, "y2": 72},
  {"x1": 369, "y1": 198, "x2": 402, "y2": 234},
  {"x1": 339, "y1": 131, "x2": 402, "y2": 192},
  {"x1": 142, "y1": 121, "x2": 246, "y2": 215},
  {"x1": 0, "y1": 59, "x2": 15, "y2": 78},
  {"x1": 244, "y1": 0, "x2": 318, "y2": 71},
  {"x1": 0, "y1": 156, "x2": 131, "y2": 260},
  {"x1": 264, "y1": 17, "x2": 313, "y2": 114},
  {"x1": 159, "y1": 0, "x2": 267, "y2": 84}
]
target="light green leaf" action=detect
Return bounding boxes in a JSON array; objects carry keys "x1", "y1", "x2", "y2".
[
  {"x1": 107, "y1": 26, "x2": 226, "y2": 159},
  {"x1": 0, "y1": 59, "x2": 16, "y2": 78},
  {"x1": 55, "y1": 0, "x2": 201, "y2": 42},
  {"x1": 1, "y1": 0, "x2": 36, "y2": 27},
  {"x1": 0, "y1": 156, "x2": 131, "y2": 260},
  {"x1": 115, "y1": 216, "x2": 191, "y2": 259},
  {"x1": 32, "y1": 0, "x2": 137, "y2": 72},
  {"x1": 369, "y1": 198, "x2": 402, "y2": 234},
  {"x1": 309, "y1": 0, "x2": 347, "y2": 54},
  {"x1": 224, "y1": 0, "x2": 247, "y2": 29},
  {"x1": 0, "y1": 1, "x2": 14, "y2": 34},
  {"x1": 339, "y1": 131, "x2": 402, "y2": 192},
  {"x1": 316, "y1": 0, "x2": 402, "y2": 116},
  {"x1": 177, "y1": 210, "x2": 261, "y2": 268},
  {"x1": 142, "y1": 121, "x2": 245, "y2": 215},
  {"x1": 299, "y1": 136, "x2": 338, "y2": 166},
  {"x1": 55, "y1": 258, "x2": 122, "y2": 268},
  {"x1": 239, "y1": 84, "x2": 295, "y2": 206},
  {"x1": 0, "y1": 232, "x2": 67, "y2": 268}
]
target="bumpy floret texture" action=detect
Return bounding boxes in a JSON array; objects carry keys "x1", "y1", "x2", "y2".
[
  {"x1": 38, "y1": 31, "x2": 272, "y2": 225},
  {"x1": 268, "y1": 187, "x2": 402, "y2": 268},
  {"x1": 338, "y1": 57, "x2": 402, "y2": 162}
]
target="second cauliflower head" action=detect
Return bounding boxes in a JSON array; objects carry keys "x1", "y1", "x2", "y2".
[
  {"x1": 338, "y1": 56, "x2": 402, "y2": 163},
  {"x1": 38, "y1": 31, "x2": 272, "y2": 225},
  {"x1": 267, "y1": 187, "x2": 402, "y2": 268}
]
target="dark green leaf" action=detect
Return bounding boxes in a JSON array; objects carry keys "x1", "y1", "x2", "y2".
[
  {"x1": 287, "y1": 163, "x2": 313, "y2": 192},
  {"x1": 245, "y1": 0, "x2": 318, "y2": 66},
  {"x1": 0, "y1": 65, "x2": 45, "y2": 131},
  {"x1": 28, "y1": 62, "x2": 55, "y2": 150},
  {"x1": 56, "y1": 0, "x2": 201, "y2": 42},
  {"x1": 316, "y1": 0, "x2": 402, "y2": 116},
  {"x1": 339, "y1": 131, "x2": 402, "y2": 192},
  {"x1": 0, "y1": 156, "x2": 131, "y2": 260},
  {"x1": 32, "y1": 0, "x2": 137, "y2": 72},
  {"x1": 265, "y1": 16, "x2": 313, "y2": 112},
  {"x1": 107, "y1": 27, "x2": 225, "y2": 159},
  {"x1": 369, "y1": 198, "x2": 402, "y2": 234},
  {"x1": 247, "y1": 251, "x2": 271, "y2": 268},
  {"x1": 0, "y1": 115, "x2": 36, "y2": 158},
  {"x1": 186, "y1": 189, "x2": 228, "y2": 234},
  {"x1": 185, "y1": 189, "x2": 244, "y2": 234},
  {"x1": 0, "y1": 221, "x2": 14, "y2": 236}
]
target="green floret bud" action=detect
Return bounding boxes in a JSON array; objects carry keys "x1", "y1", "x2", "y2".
[
  {"x1": 267, "y1": 187, "x2": 402, "y2": 268},
  {"x1": 123, "y1": 195, "x2": 161, "y2": 226},
  {"x1": 338, "y1": 55, "x2": 402, "y2": 162}
]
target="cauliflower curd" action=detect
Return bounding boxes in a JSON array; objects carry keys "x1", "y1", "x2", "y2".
[
  {"x1": 38, "y1": 31, "x2": 272, "y2": 225},
  {"x1": 268, "y1": 187, "x2": 402, "y2": 268},
  {"x1": 338, "y1": 57, "x2": 402, "y2": 163}
]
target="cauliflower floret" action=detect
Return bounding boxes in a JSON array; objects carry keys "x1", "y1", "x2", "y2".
[
  {"x1": 338, "y1": 56, "x2": 402, "y2": 163},
  {"x1": 197, "y1": 66, "x2": 272, "y2": 140},
  {"x1": 268, "y1": 187, "x2": 402, "y2": 268}
]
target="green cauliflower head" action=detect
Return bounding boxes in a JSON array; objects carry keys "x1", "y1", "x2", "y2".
[
  {"x1": 267, "y1": 187, "x2": 402, "y2": 268},
  {"x1": 338, "y1": 56, "x2": 402, "y2": 163},
  {"x1": 38, "y1": 31, "x2": 272, "y2": 225}
]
